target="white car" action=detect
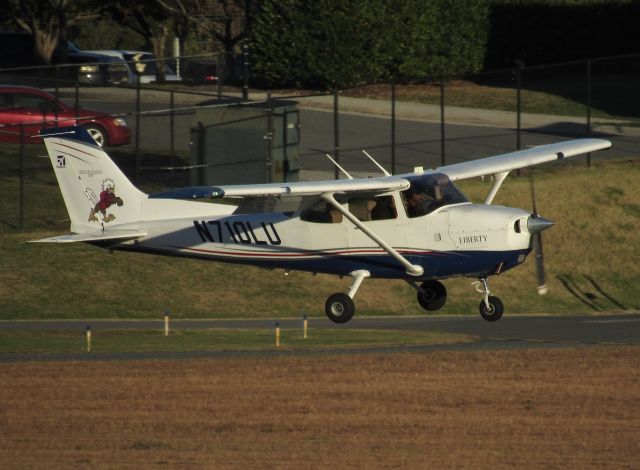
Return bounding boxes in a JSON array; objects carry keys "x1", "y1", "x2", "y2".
[{"x1": 89, "y1": 50, "x2": 179, "y2": 84}]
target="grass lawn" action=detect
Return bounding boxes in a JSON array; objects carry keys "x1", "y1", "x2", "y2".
[{"x1": 0, "y1": 328, "x2": 472, "y2": 354}]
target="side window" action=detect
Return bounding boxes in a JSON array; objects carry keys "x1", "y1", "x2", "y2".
[
  {"x1": 402, "y1": 187, "x2": 444, "y2": 218},
  {"x1": 348, "y1": 195, "x2": 397, "y2": 222},
  {"x1": 301, "y1": 201, "x2": 343, "y2": 224},
  {"x1": 14, "y1": 93, "x2": 49, "y2": 110}
]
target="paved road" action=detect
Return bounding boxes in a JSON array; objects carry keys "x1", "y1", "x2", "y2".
[
  {"x1": 2, "y1": 313, "x2": 638, "y2": 362},
  {"x1": 73, "y1": 92, "x2": 639, "y2": 181}
]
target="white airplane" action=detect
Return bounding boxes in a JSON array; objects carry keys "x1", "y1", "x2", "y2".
[{"x1": 33, "y1": 126, "x2": 611, "y2": 323}]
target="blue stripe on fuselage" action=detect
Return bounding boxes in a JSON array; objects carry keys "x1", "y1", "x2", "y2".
[{"x1": 129, "y1": 245, "x2": 531, "y2": 279}]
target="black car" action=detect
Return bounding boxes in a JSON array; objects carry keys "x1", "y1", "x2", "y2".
[{"x1": 0, "y1": 32, "x2": 129, "y2": 85}]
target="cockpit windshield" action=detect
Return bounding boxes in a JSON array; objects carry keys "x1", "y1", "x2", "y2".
[{"x1": 402, "y1": 173, "x2": 468, "y2": 217}]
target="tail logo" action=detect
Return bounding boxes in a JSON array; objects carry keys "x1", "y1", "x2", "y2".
[{"x1": 86, "y1": 178, "x2": 124, "y2": 223}]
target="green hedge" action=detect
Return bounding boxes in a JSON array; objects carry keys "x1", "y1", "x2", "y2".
[{"x1": 248, "y1": 0, "x2": 489, "y2": 89}]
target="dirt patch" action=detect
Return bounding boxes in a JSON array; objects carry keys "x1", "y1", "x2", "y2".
[{"x1": 1, "y1": 346, "x2": 638, "y2": 468}]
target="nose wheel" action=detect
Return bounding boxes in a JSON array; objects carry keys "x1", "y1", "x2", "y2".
[{"x1": 474, "y1": 278, "x2": 504, "y2": 322}]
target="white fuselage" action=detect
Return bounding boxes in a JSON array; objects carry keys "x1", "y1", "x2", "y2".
[{"x1": 112, "y1": 193, "x2": 533, "y2": 281}]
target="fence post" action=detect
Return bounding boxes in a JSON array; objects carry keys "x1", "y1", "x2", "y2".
[
  {"x1": 391, "y1": 80, "x2": 396, "y2": 175},
  {"x1": 333, "y1": 89, "x2": 340, "y2": 180},
  {"x1": 515, "y1": 60, "x2": 524, "y2": 152},
  {"x1": 440, "y1": 76, "x2": 445, "y2": 167},
  {"x1": 19, "y1": 123, "x2": 25, "y2": 229},
  {"x1": 170, "y1": 90, "x2": 175, "y2": 175},
  {"x1": 242, "y1": 45, "x2": 249, "y2": 101},
  {"x1": 54, "y1": 65, "x2": 60, "y2": 125},
  {"x1": 265, "y1": 92, "x2": 273, "y2": 183},
  {"x1": 586, "y1": 60, "x2": 592, "y2": 167},
  {"x1": 74, "y1": 82, "x2": 80, "y2": 119},
  {"x1": 135, "y1": 74, "x2": 141, "y2": 184},
  {"x1": 217, "y1": 52, "x2": 223, "y2": 99}
]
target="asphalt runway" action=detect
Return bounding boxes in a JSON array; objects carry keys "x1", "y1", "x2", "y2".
[{"x1": 1, "y1": 313, "x2": 638, "y2": 363}]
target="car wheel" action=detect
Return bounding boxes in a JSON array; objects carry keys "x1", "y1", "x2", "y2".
[{"x1": 82, "y1": 124, "x2": 108, "y2": 147}]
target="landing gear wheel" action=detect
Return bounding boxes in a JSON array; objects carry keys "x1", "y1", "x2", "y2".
[
  {"x1": 417, "y1": 280, "x2": 447, "y2": 311},
  {"x1": 479, "y1": 296, "x2": 504, "y2": 322},
  {"x1": 325, "y1": 293, "x2": 355, "y2": 324}
]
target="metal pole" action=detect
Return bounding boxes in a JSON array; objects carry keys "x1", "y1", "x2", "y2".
[
  {"x1": 515, "y1": 62, "x2": 523, "y2": 151},
  {"x1": 586, "y1": 60, "x2": 592, "y2": 167},
  {"x1": 333, "y1": 89, "x2": 340, "y2": 180},
  {"x1": 242, "y1": 45, "x2": 249, "y2": 101},
  {"x1": 135, "y1": 74, "x2": 141, "y2": 183},
  {"x1": 265, "y1": 92, "x2": 273, "y2": 183},
  {"x1": 217, "y1": 52, "x2": 222, "y2": 99},
  {"x1": 391, "y1": 80, "x2": 396, "y2": 175},
  {"x1": 19, "y1": 123, "x2": 24, "y2": 229},
  {"x1": 74, "y1": 82, "x2": 80, "y2": 120},
  {"x1": 440, "y1": 76, "x2": 445, "y2": 167},
  {"x1": 54, "y1": 66, "x2": 60, "y2": 125},
  {"x1": 170, "y1": 90, "x2": 175, "y2": 175}
]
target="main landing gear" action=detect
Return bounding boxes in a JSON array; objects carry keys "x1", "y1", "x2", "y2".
[
  {"x1": 475, "y1": 277, "x2": 504, "y2": 322},
  {"x1": 325, "y1": 270, "x2": 370, "y2": 324},
  {"x1": 412, "y1": 280, "x2": 447, "y2": 311}
]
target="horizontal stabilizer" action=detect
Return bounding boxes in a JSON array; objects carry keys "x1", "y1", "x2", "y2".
[{"x1": 30, "y1": 230, "x2": 147, "y2": 244}]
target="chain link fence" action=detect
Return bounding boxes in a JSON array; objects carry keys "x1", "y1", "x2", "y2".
[{"x1": 1, "y1": 53, "x2": 638, "y2": 229}]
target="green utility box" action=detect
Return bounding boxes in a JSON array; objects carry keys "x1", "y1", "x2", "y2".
[{"x1": 190, "y1": 99, "x2": 300, "y2": 185}]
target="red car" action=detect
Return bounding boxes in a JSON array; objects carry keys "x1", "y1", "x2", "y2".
[{"x1": 0, "y1": 85, "x2": 131, "y2": 146}]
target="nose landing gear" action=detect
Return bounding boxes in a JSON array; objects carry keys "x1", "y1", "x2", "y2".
[{"x1": 474, "y1": 277, "x2": 504, "y2": 322}]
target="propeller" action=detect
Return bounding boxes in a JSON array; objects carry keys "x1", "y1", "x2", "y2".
[{"x1": 527, "y1": 172, "x2": 554, "y2": 295}]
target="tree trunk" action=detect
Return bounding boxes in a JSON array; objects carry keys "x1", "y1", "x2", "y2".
[
  {"x1": 32, "y1": 28, "x2": 58, "y2": 65},
  {"x1": 150, "y1": 24, "x2": 170, "y2": 82}
]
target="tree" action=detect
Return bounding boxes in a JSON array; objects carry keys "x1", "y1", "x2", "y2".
[
  {"x1": 108, "y1": 2, "x2": 174, "y2": 81},
  {"x1": 155, "y1": 0, "x2": 254, "y2": 80},
  {"x1": 7, "y1": 0, "x2": 98, "y2": 64}
]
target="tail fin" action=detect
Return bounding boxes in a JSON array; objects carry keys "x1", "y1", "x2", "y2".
[{"x1": 41, "y1": 126, "x2": 145, "y2": 233}]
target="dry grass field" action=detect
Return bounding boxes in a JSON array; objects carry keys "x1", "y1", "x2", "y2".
[{"x1": 1, "y1": 346, "x2": 638, "y2": 469}]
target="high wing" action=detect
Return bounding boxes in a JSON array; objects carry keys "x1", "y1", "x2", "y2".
[
  {"x1": 434, "y1": 138, "x2": 611, "y2": 181},
  {"x1": 149, "y1": 176, "x2": 410, "y2": 199},
  {"x1": 150, "y1": 139, "x2": 610, "y2": 201}
]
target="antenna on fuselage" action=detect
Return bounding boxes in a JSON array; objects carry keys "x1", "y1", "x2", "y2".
[
  {"x1": 361, "y1": 150, "x2": 391, "y2": 176},
  {"x1": 325, "y1": 153, "x2": 353, "y2": 179}
]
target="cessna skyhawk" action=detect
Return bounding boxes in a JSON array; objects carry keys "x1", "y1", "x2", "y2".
[{"x1": 34, "y1": 126, "x2": 611, "y2": 323}]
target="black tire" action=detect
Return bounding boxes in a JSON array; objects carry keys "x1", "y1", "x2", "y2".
[
  {"x1": 479, "y1": 296, "x2": 504, "y2": 322},
  {"x1": 325, "y1": 293, "x2": 355, "y2": 324},
  {"x1": 82, "y1": 123, "x2": 108, "y2": 147},
  {"x1": 417, "y1": 280, "x2": 447, "y2": 311}
]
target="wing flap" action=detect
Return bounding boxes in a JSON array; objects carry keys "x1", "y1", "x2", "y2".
[
  {"x1": 437, "y1": 139, "x2": 611, "y2": 181},
  {"x1": 30, "y1": 230, "x2": 147, "y2": 243}
]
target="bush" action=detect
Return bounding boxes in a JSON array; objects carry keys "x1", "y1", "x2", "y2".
[{"x1": 248, "y1": 0, "x2": 489, "y2": 89}]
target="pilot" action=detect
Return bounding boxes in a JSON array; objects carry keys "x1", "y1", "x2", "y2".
[{"x1": 404, "y1": 188, "x2": 429, "y2": 217}]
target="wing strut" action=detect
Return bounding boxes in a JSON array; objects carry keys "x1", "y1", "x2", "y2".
[
  {"x1": 321, "y1": 193, "x2": 424, "y2": 277},
  {"x1": 483, "y1": 171, "x2": 510, "y2": 205}
]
